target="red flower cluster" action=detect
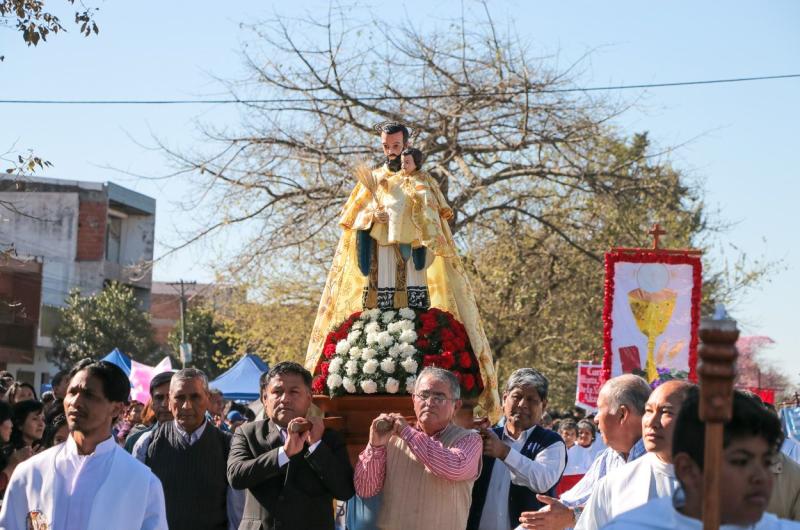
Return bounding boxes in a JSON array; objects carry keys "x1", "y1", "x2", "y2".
[{"x1": 413, "y1": 307, "x2": 483, "y2": 398}]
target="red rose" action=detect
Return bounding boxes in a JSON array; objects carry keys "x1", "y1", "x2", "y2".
[
  {"x1": 325, "y1": 332, "x2": 335, "y2": 344},
  {"x1": 458, "y1": 351, "x2": 472, "y2": 369},
  {"x1": 440, "y1": 328, "x2": 454, "y2": 342},
  {"x1": 351, "y1": 311, "x2": 362, "y2": 320},
  {"x1": 463, "y1": 374, "x2": 475, "y2": 391},
  {"x1": 319, "y1": 362, "x2": 330, "y2": 378},
  {"x1": 454, "y1": 371, "x2": 464, "y2": 385},
  {"x1": 423, "y1": 355, "x2": 438, "y2": 367},
  {"x1": 312, "y1": 375, "x2": 325, "y2": 394},
  {"x1": 416, "y1": 338, "x2": 430, "y2": 350},
  {"x1": 322, "y1": 344, "x2": 336, "y2": 359},
  {"x1": 440, "y1": 351, "x2": 455, "y2": 370}
]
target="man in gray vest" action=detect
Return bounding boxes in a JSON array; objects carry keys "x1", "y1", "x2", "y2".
[{"x1": 144, "y1": 368, "x2": 243, "y2": 530}]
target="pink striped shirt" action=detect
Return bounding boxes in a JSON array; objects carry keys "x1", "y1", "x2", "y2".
[{"x1": 354, "y1": 424, "x2": 482, "y2": 498}]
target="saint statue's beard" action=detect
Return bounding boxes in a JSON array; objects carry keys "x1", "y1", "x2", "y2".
[{"x1": 385, "y1": 155, "x2": 402, "y2": 172}]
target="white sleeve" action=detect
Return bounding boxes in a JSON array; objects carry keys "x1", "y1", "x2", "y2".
[
  {"x1": 140, "y1": 473, "x2": 168, "y2": 530},
  {"x1": 0, "y1": 470, "x2": 30, "y2": 530},
  {"x1": 503, "y1": 440, "x2": 567, "y2": 493},
  {"x1": 575, "y1": 475, "x2": 610, "y2": 530}
]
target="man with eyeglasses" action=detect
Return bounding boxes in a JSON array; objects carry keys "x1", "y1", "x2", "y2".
[
  {"x1": 354, "y1": 367, "x2": 482, "y2": 530},
  {"x1": 466, "y1": 368, "x2": 567, "y2": 530}
]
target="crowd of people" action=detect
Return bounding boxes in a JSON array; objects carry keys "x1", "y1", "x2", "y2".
[{"x1": 0, "y1": 360, "x2": 796, "y2": 529}]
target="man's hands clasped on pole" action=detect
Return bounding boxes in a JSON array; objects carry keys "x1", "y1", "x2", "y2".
[{"x1": 369, "y1": 413, "x2": 406, "y2": 447}]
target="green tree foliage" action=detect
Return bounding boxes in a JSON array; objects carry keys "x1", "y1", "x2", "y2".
[
  {"x1": 167, "y1": 305, "x2": 235, "y2": 379},
  {"x1": 50, "y1": 282, "x2": 155, "y2": 368}
]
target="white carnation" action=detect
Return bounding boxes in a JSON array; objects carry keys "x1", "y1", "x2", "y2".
[
  {"x1": 387, "y1": 321, "x2": 401, "y2": 334},
  {"x1": 380, "y1": 357, "x2": 396, "y2": 374},
  {"x1": 360, "y1": 379, "x2": 378, "y2": 394},
  {"x1": 400, "y1": 357, "x2": 418, "y2": 374},
  {"x1": 385, "y1": 377, "x2": 400, "y2": 394},
  {"x1": 366, "y1": 332, "x2": 379, "y2": 345},
  {"x1": 329, "y1": 357, "x2": 344, "y2": 374},
  {"x1": 399, "y1": 343, "x2": 417, "y2": 357},
  {"x1": 343, "y1": 377, "x2": 357, "y2": 393},
  {"x1": 347, "y1": 329, "x2": 362, "y2": 343},
  {"x1": 398, "y1": 329, "x2": 418, "y2": 344},
  {"x1": 381, "y1": 310, "x2": 396, "y2": 323},
  {"x1": 388, "y1": 344, "x2": 402, "y2": 358},
  {"x1": 363, "y1": 358, "x2": 379, "y2": 375},
  {"x1": 405, "y1": 376, "x2": 417, "y2": 393},
  {"x1": 352, "y1": 320, "x2": 364, "y2": 329},
  {"x1": 335, "y1": 339, "x2": 350, "y2": 355},
  {"x1": 367, "y1": 308, "x2": 381, "y2": 321},
  {"x1": 399, "y1": 307, "x2": 416, "y2": 320},
  {"x1": 377, "y1": 331, "x2": 394, "y2": 348},
  {"x1": 361, "y1": 347, "x2": 377, "y2": 360},
  {"x1": 365, "y1": 321, "x2": 380, "y2": 334},
  {"x1": 345, "y1": 359, "x2": 359, "y2": 376},
  {"x1": 349, "y1": 347, "x2": 361, "y2": 360},
  {"x1": 326, "y1": 373, "x2": 343, "y2": 389},
  {"x1": 398, "y1": 319, "x2": 415, "y2": 331}
]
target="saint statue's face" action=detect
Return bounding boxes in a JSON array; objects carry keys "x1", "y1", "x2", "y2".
[{"x1": 381, "y1": 131, "x2": 406, "y2": 160}]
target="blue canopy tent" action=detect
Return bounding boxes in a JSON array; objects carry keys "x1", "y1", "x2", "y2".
[
  {"x1": 102, "y1": 348, "x2": 132, "y2": 377},
  {"x1": 210, "y1": 354, "x2": 269, "y2": 402}
]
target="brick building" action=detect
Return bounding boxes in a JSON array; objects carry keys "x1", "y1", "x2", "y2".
[{"x1": 0, "y1": 176, "x2": 155, "y2": 389}]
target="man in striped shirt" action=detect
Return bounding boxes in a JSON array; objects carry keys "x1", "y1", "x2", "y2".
[{"x1": 354, "y1": 367, "x2": 482, "y2": 530}]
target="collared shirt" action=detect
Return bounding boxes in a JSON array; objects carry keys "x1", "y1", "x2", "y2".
[
  {"x1": 276, "y1": 427, "x2": 322, "y2": 467},
  {"x1": 137, "y1": 419, "x2": 245, "y2": 530},
  {"x1": 354, "y1": 423, "x2": 483, "y2": 498},
  {"x1": 479, "y1": 424, "x2": 567, "y2": 530},
  {"x1": 560, "y1": 438, "x2": 646, "y2": 508},
  {"x1": 575, "y1": 452, "x2": 678, "y2": 530},
  {"x1": 54, "y1": 435, "x2": 118, "y2": 530}
]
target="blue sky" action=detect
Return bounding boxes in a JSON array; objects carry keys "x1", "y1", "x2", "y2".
[{"x1": 2, "y1": 1, "x2": 798, "y2": 382}]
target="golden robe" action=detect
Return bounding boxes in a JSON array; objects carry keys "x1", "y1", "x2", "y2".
[{"x1": 305, "y1": 166, "x2": 501, "y2": 420}]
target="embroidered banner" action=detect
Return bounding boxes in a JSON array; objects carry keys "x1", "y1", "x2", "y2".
[
  {"x1": 603, "y1": 250, "x2": 701, "y2": 383},
  {"x1": 575, "y1": 362, "x2": 603, "y2": 412}
]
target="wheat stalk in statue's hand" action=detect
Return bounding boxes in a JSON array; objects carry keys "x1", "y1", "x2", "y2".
[{"x1": 354, "y1": 161, "x2": 378, "y2": 198}]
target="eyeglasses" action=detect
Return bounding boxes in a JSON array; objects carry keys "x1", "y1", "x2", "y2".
[{"x1": 413, "y1": 392, "x2": 453, "y2": 406}]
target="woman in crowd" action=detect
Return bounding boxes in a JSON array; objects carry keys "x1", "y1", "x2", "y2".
[
  {"x1": 40, "y1": 413, "x2": 69, "y2": 449},
  {"x1": 4, "y1": 382, "x2": 37, "y2": 406},
  {"x1": 0, "y1": 401, "x2": 35, "y2": 498},
  {"x1": 577, "y1": 418, "x2": 606, "y2": 462},
  {"x1": 10, "y1": 400, "x2": 45, "y2": 450}
]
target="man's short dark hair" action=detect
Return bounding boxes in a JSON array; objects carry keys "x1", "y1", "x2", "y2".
[
  {"x1": 672, "y1": 388, "x2": 784, "y2": 469},
  {"x1": 259, "y1": 361, "x2": 312, "y2": 391},
  {"x1": 401, "y1": 147, "x2": 423, "y2": 170},
  {"x1": 379, "y1": 122, "x2": 410, "y2": 143},
  {"x1": 52, "y1": 370, "x2": 69, "y2": 388},
  {"x1": 69, "y1": 359, "x2": 130, "y2": 403}
]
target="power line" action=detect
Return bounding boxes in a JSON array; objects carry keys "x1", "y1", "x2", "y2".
[{"x1": 0, "y1": 73, "x2": 798, "y2": 106}]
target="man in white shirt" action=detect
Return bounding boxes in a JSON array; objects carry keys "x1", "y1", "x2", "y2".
[
  {"x1": 0, "y1": 358, "x2": 167, "y2": 530},
  {"x1": 518, "y1": 373, "x2": 651, "y2": 529},
  {"x1": 467, "y1": 368, "x2": 567, "y2": 530},
  {"x1": 571, "y1": 380, "x2": 693, "y2": 530},
  {"x1": 605, "y1": 389, "x2": 800, "y2": 529}
]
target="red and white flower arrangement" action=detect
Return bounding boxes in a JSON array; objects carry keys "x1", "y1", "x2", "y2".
[{"x1": 314, "y1": 306, "x2": 483, "y2": 399}]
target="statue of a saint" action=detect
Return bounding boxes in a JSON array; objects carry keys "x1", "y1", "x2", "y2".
[{"x1": 306, "y1": 122, "x2": 500, "y2": 418}]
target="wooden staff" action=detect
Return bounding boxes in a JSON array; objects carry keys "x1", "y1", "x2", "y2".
[{"x1": 697, "y1": 312, "x2": 739, "y2": 530}]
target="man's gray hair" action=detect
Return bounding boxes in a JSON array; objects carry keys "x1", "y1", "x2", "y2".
[
  {"x1": 415, "y1": 367, "x2": 461, "y2": 400},
  {"x1": 505, "y1": 368, "x2": 549, "y2": 401},
  {"x1": 601, "y1": 374, "x2": 651, "y2": 415},
  {"x1": 170, "y1": 368, "x2": 209, "y2": 393}
]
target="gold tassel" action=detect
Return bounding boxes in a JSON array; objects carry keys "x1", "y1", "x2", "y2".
[{"x1": 394, "y1": 290, "x2": 408, "y2": 308}]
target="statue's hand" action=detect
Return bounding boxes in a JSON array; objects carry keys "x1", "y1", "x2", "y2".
[{"x1": 374, "y1": 208, "x2": 389, "y2": 224}]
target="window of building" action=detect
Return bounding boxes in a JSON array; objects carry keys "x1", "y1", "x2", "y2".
[{"x1": 105, "y1": 215, "x2": 122, "y2": 263}]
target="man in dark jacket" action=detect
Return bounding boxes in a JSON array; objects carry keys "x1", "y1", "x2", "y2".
[
  {"x1": 467, "y1": 368, "x2": 567, "y2": 530},
  {"x1": 228, "y1": 361, "x2": 354, "y2": 530}
]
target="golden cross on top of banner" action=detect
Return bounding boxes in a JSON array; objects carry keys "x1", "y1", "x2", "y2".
[{"x1": 613, "y1": 223, "x2": 703, "y2": 256}]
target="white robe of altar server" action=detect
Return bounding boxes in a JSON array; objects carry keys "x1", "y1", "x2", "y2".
[
  {"x1": 0, "y1": 435, "x2": 167, "y2": 530},
  {"x1": 603, "y1": 496, "x2": 800, "y2": 529},
  {"x1": 575, "y1": 452, "x2": 678, "y2": 530}
]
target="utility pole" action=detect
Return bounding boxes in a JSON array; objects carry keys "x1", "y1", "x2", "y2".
[{"x1": 168, "y1": 279, "x2": 196, "y2": 368}]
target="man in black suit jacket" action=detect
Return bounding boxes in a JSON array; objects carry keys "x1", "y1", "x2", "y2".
[{"x1": 227, "y1": 361, "x2": 354, "y2": 530}]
